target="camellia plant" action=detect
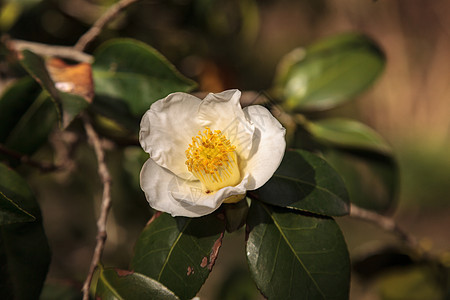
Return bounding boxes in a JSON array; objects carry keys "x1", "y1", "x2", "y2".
[{"x1": 3, "y1": 1, "x2": 448, "y2": 300}]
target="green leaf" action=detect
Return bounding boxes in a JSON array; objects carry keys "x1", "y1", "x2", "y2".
[
  {"x1": 257, "y1": 149, "x2": 349, "y2": 216},
  {"x1": 274, "y1": 32, "x2": 385, "y2": 111},
  {"x1": 305, "y1": 118, "x2": 392, "y2": 155},
  {"x1": 92, "y1": 38, "x2": 197, "y2": 117},
  {"x1": 96, "y1": 266, "x2": 179, "y2": 300},
  {"x1": 246, "y1": 201, "x2": 350, "y2": 300},
  {"x1": 0, "y1": 77, "x2": 56, "y2": 156},
  {"x1": 19, "y1": 50, "x2": 90, "y2": 128},
  {"x1": 0, "y1": 77, "x2": 41, "y2": 142},
  {"x1": 0, "y1": 192, "x2": 35, "y2": 225},
  {"x1": 131, "y1": 212, "x2": 225, "y2": 300},
  {"x1": 324, "y1": 149, "x2": 398, "y2": 213},
  {"x1": 223, "y1": 198, "x2": 249, "y2": 233},
  {"x1": 0, "y1": 163, "x2": 51, "y2": 299}
]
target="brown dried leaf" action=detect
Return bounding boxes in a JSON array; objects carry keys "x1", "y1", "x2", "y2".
[{"x1": 45, "y1": 58, "x2": 94, "y2": 103}]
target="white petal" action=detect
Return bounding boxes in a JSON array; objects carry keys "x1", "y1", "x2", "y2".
[
  {"x1": 139, "y1": 92, "x2": 202, "y2": 179},
  {"x1": 197, "y1": 89, "x2": 255, "y2": 159},
  {"x1": 242, "y1": 105, "x2": 286, "y2": 190},
  {"x1": 141, "y1": 158, "x2": 248, "y2": 217}
]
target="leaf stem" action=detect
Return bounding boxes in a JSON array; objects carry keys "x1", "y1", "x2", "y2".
[{"x1": 81, "y1": 113, "x2": 113, "y2": 300}]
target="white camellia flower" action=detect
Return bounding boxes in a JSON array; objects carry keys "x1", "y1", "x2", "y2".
[{"x1": 139, "y1": 89, "x2": 286, "y2": 217}]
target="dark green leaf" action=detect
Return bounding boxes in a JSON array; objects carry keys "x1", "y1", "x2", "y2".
[
  {"x1": 92, "y1": 38, "x2": 197, "y2": 117},
  {"x1": 246, "y1": 201, "x2": 350, "y2": 300},
  {"x1": 19, "y1": 50, "x2": 90, "y2": 128},
  {"x1": 257, "y1": 149, "x2": 349, "y2": 216},
  {"x1": 324, "y1": 149, "x2": 398, "y2": 213},
  {"x1": 306, "y1": 118, "x2": 392, "y2": 155},
  {"x1": 131, "y1": 212, "x2": 225, "y2": 300},
  {"x1": 223, "y1": 198, "x2": 249, "y2": 233},
  {"x1": 0, "y1": 192, "x2": 35, "y2": 225},
  {"x1": 3, "y1": 92, "x2": 57, "y2": 156},
  {"x1": 0, "y1": 77, "x2": 56, "y2": 157},
  {"x1": 0, "y1": 77, "x2": 41, "y2": 142},
  {"x1": 274, "y1": 32, "x2": 385, "y2": 111},
  {"x1": 96, "y1": 266, "x2": 179, "y2": 300},
  {"x1": 0, "y1": 163, "x2": 51, "y2": 299}
]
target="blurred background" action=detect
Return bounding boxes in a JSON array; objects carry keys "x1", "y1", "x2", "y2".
[{"x1": 1, "y1": 0, "x2": 449, "y2": 299}]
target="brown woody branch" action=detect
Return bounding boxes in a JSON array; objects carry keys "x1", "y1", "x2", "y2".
[
  {"x1": 81, "y1": 113, "x2": 113, "y2": 300},
  {"x1": 0, "y1": 143, "x2": 61, "y2": 172},
  {"x1": 74, "y1": 0, "x2": 140, "y2": 51},
  {"x1": 350, "y1": 203, "x2": 420, "y2": 250},
  {"x1": 6, "y1": 38, "x2": 93, "y2": 63}
]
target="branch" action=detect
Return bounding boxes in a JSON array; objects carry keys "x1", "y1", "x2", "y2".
[
  {"x1": 350, "y1": 203, "x2": 420, "y2": 250},
  {"x1": 74, "y1": 0, "x2": 140, "y2": 51},
  {"x1": 6, "y1": 39, "x2": 93, "y2": 63},
  {"x1": 81, "y1": 114, "x2": 112, "y2": 300},
  {"x1": 0, "y1": 143, "x2": 61, "y2": 172}
]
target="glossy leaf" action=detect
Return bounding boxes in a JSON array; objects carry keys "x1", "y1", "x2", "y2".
[
  {"x1": 223, "y1": 198, "x2": 249, "y2": 233},
  {"x1": 96, "y1": 267, "x2": 179, "y2": 300},
  {"x1": 2, "y1": 92, "x2": 57, "y2": 156},
  {"x1": 19, "y1": 50, "x2": 90, "y2": 128},
  {"x1": 324, "y1": 149, "x2": 398, "y2": 213},
  {"x1": 92, "y1": 38, "x2": 197, "y2": 117},
  {"x1": 257, "y1": 149, "x2": 349, "y2": 216},
  {"x1": 274, "y1": 32, "x2": 385, "y2": 111},
  {"x1": 0, "y1": 163, "x2": 51, "y2": 299},
  {"x1": 306, "y1": 118, "x2": 392, "y2": 155},
  {"x1": 131, "y1": 212, "x2": 225, "y2": 300},
  {"x1": 0, "y1": 77, "x2": 41, "y2": 142},
  {"x1": 0, "y1": 192, "x2": 35, "y2": 225},
  {"x1": 246, "y1": 201, "x2": 350, "y2": 300},
  {"x1": 0, "y1": 77, "x2": 56, "y2": 156}
]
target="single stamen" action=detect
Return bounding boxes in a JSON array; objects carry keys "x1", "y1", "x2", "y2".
[{"x1": 185, "y1": 127, "x2": 241, "y2": 193}]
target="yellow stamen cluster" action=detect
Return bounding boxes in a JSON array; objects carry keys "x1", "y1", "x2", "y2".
[{"x1": 185, "y1": 127, "x2": 240, "y2": 193}]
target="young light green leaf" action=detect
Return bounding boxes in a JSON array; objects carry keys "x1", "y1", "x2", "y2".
[
  {"x1": 274, "y1": 32, "x2": 385, "y2": 111},
  {"x1": 131, "y1": 212, "x2": 225, "y2": 300},
  {"x1": 257, "y1": 149, "x2": 349, "y2": 216},
  {"x1": 92, "y1": 38, "x2": 197, "y2": 117},
  {"x1": 305, "y1": 118, "x2": 392, "y2": 155},
  {"x1": 19, "y1": 50, "x2": 90, "y2": 128},
  {"x1": 246, "y1": 201, "x2": 350, "y2": 300},
  {"x1": 0, "y1": 163, "x2": 51, "y2": 299},
  {"x1": 96, "y1": 267, "x2": 179, "y2": 300}
]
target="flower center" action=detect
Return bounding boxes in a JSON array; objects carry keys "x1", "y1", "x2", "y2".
[{"x1": 185, "y1": 127, "x2": 241, "y2": 193}]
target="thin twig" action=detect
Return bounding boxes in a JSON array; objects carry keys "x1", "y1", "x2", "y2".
[
  {"x1": 350, "y1": 203, "x2": 420, "y2": 250},
  {"x1": 0, "y1": 143, "x2": 61, "y2": 172},
  {"x1": 7, "y1": 39, "x2": 93, "y2": 63},
  {"x1": 74, "y1": 0, "x2": 140, "y2": 52},
  {"x1": 81, "y1": 113, "x2": 112, "y2": 300}
]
